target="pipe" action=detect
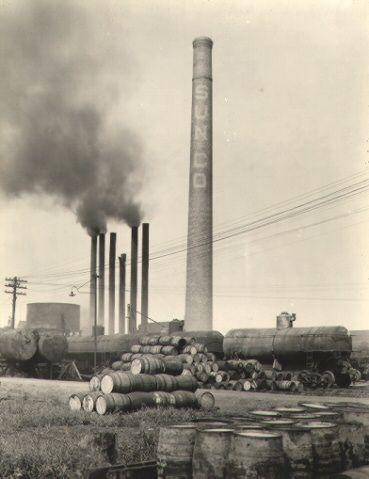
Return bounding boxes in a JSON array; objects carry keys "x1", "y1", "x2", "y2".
[
  {"x1": 185, "y1": 37, "x2": 213, "y2": 331},
  {"x1": 98, "y1": 233, "x2": 105, "y2": 331},
  {"x1": 89, "y1": 235, "x2": 98, "y2": 335},
  {"x1": 119, "y1": 253, "x2": 126, "y2": 334},
  {"x1": 108, "y1": 232, "x2": 116, "y2": 335},
  {"x1": 129, "y1": 226, "x2": 138, "y2": 334},
  {"x1": 141, "y1": 223, "x2": 149, "y2": 332}
]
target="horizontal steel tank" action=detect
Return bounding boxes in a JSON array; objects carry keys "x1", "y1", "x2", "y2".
[
  {"x1": 67, "y1": 334, "x2": 138, "y2": 355},
  {"x1": 27, "y1": 303, "x2": 80, "y2": 334},
  {"x1": 223, "y1": 326, "x2": 352, "y2": 362}
]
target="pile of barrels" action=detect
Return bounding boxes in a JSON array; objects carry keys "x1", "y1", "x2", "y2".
[
  {"x1": 157, "y1": 401, "x2": 369, "y2": 478},
  {"x1": 69, "y1": 353, "x2": 215, "y2": 415}
]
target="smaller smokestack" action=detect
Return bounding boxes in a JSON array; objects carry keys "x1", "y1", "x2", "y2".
[
  {"x1": 108, "y1": 232, "x2": 116, "y2": 334},
  {"x1": 98, "y1": 233, "x2": 105, "y2": 332},
  {"x1": 89, "y1": 235, "x2": 97, "y2": 335},
  {"x1": 119, "y1": 253, "x2": 126, "y2": 334},
  {"x1": 129, "y1": 226, "x2": 138, "y2": 334},
  {"x1": 141, "y1": 223, "x2": 149, "y2": 332}
]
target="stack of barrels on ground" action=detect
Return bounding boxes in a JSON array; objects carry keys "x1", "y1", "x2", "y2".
[
  {"x1": 157, "y1": 401, "x2": 369, "y2": 479},
  {"x1": 69, "y1": 335, "x2": 215, "y2": 415},
  {"x1": 0, "y1": 327, "x2": 67, "y2": 377}
]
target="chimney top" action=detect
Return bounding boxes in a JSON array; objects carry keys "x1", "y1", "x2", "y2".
[{"x1": 193, "y1": 37, "x2": 213, "y2": 48}]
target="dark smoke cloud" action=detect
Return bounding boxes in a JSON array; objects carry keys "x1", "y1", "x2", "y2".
[{"x1": 0, "y1": 0, "x2": 143, "y2": 235}]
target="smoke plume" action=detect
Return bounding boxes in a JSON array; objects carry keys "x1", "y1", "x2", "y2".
[{"x1": 0, "y1": 0, "x2": 143, "y2": 235}]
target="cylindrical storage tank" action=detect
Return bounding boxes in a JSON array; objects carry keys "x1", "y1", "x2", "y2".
[
  {"x1": 67, "y1": 333, "x2": 140, "y2": 356},
  {"x1": 26, "y1": 302, "x2": 80, "y2": 334},
  {"x1": 226, "y1": 430, "x2": 286, "y2": 478},
  {"x1": 0, "y1": 329, "x2": 37, "y2": 361},
  {"x1": 192, "y1": 428, "x2": 233, "y2": 479},
  {"x1": 223, "y1": 326, "x2": 351, "y2": 362},
  {"x1": 36, "y1": 333, "x2": 67, "y2": 362},
  {"x1": 157, "y1": 424, "x2": 197, "y2": 479}
]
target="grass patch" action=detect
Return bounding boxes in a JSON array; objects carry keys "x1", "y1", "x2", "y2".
[{"x1": 0, "y1": 399, "x2": 211, "y2": 478}]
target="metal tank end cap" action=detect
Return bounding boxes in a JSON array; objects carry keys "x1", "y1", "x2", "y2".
[{"x1": 193, "y1": 36, "x2": 213, "y2": 48}]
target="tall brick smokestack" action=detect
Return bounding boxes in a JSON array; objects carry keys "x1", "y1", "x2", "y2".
[
  {"x1": 98, "y1": 233, "x2": 105, "y2": 331},
  {"x1": 108, "y1": 232, "x2": 116, "y2": 334},
  {"x1": 141, "y1": 223, "x2": 149, "y2": 332},
  {"x1": 185, "y1": 37, "x2": 213, "y2": 331},
  {"x1": 129, "y1": 226, "x2": 138, "y2": 334},
  {"x1": 89, "y1": 235, "x2": 98, "y2": 334},
  {"x1": 119, "y1": 253, "x2": 126, "y2": 333}
]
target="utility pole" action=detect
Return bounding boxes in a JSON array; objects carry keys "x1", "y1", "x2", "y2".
[{"x1": 4, "y1": 277, "x2": 27, "y2": 328}]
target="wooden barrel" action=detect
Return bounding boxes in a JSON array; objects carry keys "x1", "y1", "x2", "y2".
[
  {"x1": 101, "y1": 371, "x2": 135, "y2": 394},
  {"x1": 0, "y1": 329, "x2": 37, "y2": 362},
  {"x1": 337, "y1": 421, "x2": 366, "y2": 470},
  {"x1": 197, "y1": 372, "x2": 209, "y2": 383},
  {"x1": 193, "y1": 342, "x2": 207, "y2": 353},
  {"x1": 121, "y1": 362, "x2": 131, "y2": 371},
  {"x1": 196, "y1": 363, "x2": 205, "y2": 373},
  {"x1": 155, "y1": 374, "x2": 178, "y2": 392},
  {"x1": 172, "y1": 391, "x2": 199, "y2": 408},
  {"x1": 111, "y1": 360, "x2": 123, "y2": 371},
  {"x1": 82, "y1": 392, "x2": 102, "y2": 412},
  {"x1": 170, "y1": 336, "x2": 187, "y2": 349},
  {"x1": 157, "y1": 424, "x2": 197, "y2": 479},
  {"x1": 226, "y1": 430, "x2": 286, "y2": 478},
  {"x1": 148, "y1": 335, "x2": 161, "y2": 345},
  {"x1": 276, "y1": 380, "x2": 296, "y2": 392},
  {"x1": 139, "y1": 335, "x2": 151, "y2": 346},
  {"x1": 277, "y1": 427, "x2": 314, "y2": 479},
  {"x1": 131, "y1": 344, "x2": 142, "y2": 353},
  {"x1": 131, "y1": 353, "x2": 143, "y2": 360},
  {"x1": 89, "y1": 376, "x2": 101, "y2": 392},
  {"x1": 182, "y1": 369, "x2": 193, "y2": 376},
  {"x1": 183, "y1": 345, "x2": 193, "y2": 354},
  {"x1": 177, "y1": 354, "x2": 193, "y2": 365},
  {"x1": 69, "y1": 392, "x2": 86, "y2": 411},
  {"x1": 195, "y1": 391, "x2": 215, "y2": 410},
  {"x1": 298, "y1": 422, "x2": 341, "y2": 476},
  {"x1": 131, "y1": 356, "x2": 165, "y2": 375},
  {"x1": 163, "y1": 359, "x2": 183, "y2": 376},
  {"x1": 95, "y1": 393, "x2": 132, "y2": 415},
  {"x1": 158, "y1": 335, "x2": 172, "y2": 346},
  {"x1": 153, "y1": 391, "x2": 176, "y2": 406},
  {"x1": 151, "y1": 345, "x2": 163, "y2": 354},
  {"x1": 264, "y1": 369, "x2": 277, "y2": 380},
  {"x1": 265, "y1": 379, "x2": 277, "y2": 391},
  {"x1": 206, "y1": 352, "x2": 216, "y2": 362},
  {"x1": 161, "y1": 345, "x2": 178, "y2": 356},
  {"x1": 121, "y1": 352, "x2": 133, "y2": 362},
  {"x1": 175, "y1": 374, "x2": 198, "y2": 391},
  {"x1": 139, "y1": 374, "x2": 158, "y2": 392},
  {"x1": 127, "y1": 391, "x2": 156, "y2": 409},
  {"x1": 192, "y1": 428, "x2": 233, "y2": 479},
  {"x1": 193, "y1": 353, "x2": 202, "y2": 364},
  {"x1": 215, "y1": 372, "x2": 230, "y2": 383},
  {"x1": 141, "y1": 345, "x2": 152, "y2": 354},
  {"x1": 37, "y1": 333, "x2": 67, "y2": 362},
  {"x1": 204, "y1": 363, "x2": 212, "y2": 375}
]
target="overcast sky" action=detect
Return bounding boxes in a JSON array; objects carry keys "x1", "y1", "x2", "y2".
[{"x1": 0, "y1": 0, "x2": 368, "y2": 334}]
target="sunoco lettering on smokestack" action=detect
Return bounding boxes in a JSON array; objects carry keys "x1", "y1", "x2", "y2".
[
  {"x1": 98, "y1": 233, "x2": 105, "y2": 331},
  {"x1": 185, "y1": 37, "x2": 213, "y2": 331},
  {"x1": 108, "y1": 232, "x2": 116, "y2": 334},
  {"x1": 129, "y1": 226, "x2": 138, "y2": 334},
  {"x1": 141, "y1": 223, "x2": 149, "y2": 331},
  {"x1": 89, "y1": 235, "x2": 98, "y2": 335},
  {"x1": 119, "y1": 253, "x2": 126, "y2": 333}
]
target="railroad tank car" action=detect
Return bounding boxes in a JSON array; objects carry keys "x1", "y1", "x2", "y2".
[
  {"x1": 349, "y1": 330, "x2": 369, "y2": 378},
  {"x1": 66, "y1": 330, "x2": 224, "y2": 374},
  {"x1": 223, "y1": 316, "x2": 352, "y2": 371}
]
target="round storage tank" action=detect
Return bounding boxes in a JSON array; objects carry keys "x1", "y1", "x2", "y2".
[{"x1": 26, "y1": 303, "x2": 80, "y2": 334}]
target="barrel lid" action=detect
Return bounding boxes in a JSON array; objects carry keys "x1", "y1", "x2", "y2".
[
  {"x1": 262, "y1": 419, "x2": 295, "y2": 426},
  {"x1": 275, "y1": 407, "x2": 305, "y2": 414},
  {"x1": 235, "y1": 430, "x2": 282, "y2": 439},
  {"x1": 130, "y1": 359, "x2": 142, "y2": 375},
  {"x1": 298, "y1": 421, "x2": 337, "y2": 429},
  {"x1": 299, "y1": 402, "x2": 330, "y2": 411},
  {"x1": 201, "y1": 428, "x2": 234, "y2": 433},
  {"x1": 169, "y1": 424, "x2": 197, "y2": 429},
  {"x1": 100, "y1": 375, "x2": 114, "y2": 394},
  {"x1": 95, "y1": 396, "x2": 107, "y2": 415},
  {"x1": 249, "y1": 410, "x2": 280, "y2": 417}
]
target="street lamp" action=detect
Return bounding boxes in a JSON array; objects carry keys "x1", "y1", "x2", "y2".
[{"x1": 69, "y1": 275, "x2": 99, "y2": 374}]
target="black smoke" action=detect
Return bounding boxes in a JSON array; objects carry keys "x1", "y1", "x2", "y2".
[{"x1": 0, "y1": 0, "x2": 143, "y2": 235}]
